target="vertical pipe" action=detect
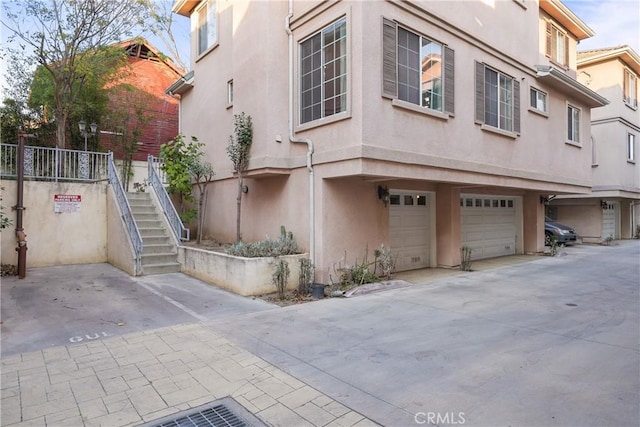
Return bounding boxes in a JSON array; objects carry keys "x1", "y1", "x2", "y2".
[
  {"x1": 15, "y1": 131, "x2": 27, "y2": 279},
  {"x1": 286, "y1": 1, "x2": 315, "y2": 280}
]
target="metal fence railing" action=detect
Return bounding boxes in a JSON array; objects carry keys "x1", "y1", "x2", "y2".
[
  {"x1": 148, "y1": 154, "x2": 189, "y2": 242},
  {"x1": 1, "y1": 143, "x2": 110, "y2": 182},
  {"x1": 108, "y1": 153, "x2": 143, "y2": 274}
]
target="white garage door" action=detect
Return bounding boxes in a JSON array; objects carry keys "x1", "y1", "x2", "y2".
[
  {"x1": 461, "y1": 194, "x2": 517, "y2": 260},
  {"x1": 389, "y1": 192, "x2": 430, "y2": 271},
  {"x1": 602, "y1": 201, "x2": 617, "y2": 239}
]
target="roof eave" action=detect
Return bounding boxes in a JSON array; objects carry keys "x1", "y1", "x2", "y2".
[
  {"x1": 536, "y1": 65, "x2": 609, "y2": 108},
  {"x1": 578, "y1": 47, "x2": 640, "y2": 76},
  {"x1": 166, "y1": 70, "x2": 195, "y2": 96},
  {"x1": 172, "y1": 0, "x2": 200, "y2": 17},
  {"x1": 540, "y1": 0, "x2": 595, "y2": 40}
]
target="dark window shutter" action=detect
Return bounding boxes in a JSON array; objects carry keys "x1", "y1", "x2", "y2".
[
  {"x1": 545, "y1": 21, "x2": 552, "y2": 58},
  {"x1": 382, "y1": 18, "x2": 398, "y2": 98},
  {"x1": 444, "y1": 46, "x2": 455, "y2": 115},
  {"x1": 513, "y1": 79, "x2": 520, "y2": 133},
  {"x1": 475, "y1": 61, "x2": 485, "y2": 123}
]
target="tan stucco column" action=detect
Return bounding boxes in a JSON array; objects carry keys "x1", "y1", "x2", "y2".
[
  {"x1": 523, "y1": 192, "x2": 544, "y2": 253},
  {"x1": 620, "y1": 200, "x2": 631, "y2": 239},
  {"x1": 436, "y1": 184, "x2": 461, "y2": 267}
]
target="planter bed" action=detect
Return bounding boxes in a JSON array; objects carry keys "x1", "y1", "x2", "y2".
[{"x1": 178, "y1": 245, "x2": 307, "y2": 296}]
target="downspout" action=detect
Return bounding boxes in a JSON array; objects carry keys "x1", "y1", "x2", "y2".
[{"x1": 286, "y1": 1, "x2": 315, "y2": 276}]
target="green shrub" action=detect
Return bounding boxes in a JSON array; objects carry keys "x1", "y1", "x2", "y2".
[
  {"x1": 226, "y1": 226, "x2": 300, "y2": 257},
  {"x1": 272, "y1": 259, "x2": 290, "y2": 300}
]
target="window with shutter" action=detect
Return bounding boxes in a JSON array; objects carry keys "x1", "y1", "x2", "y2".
[
  {"x1": 381, "y1": 18, "x2": 454, "y2": 115},
  {"x1": 545, "y1": 21, "x2": 569, "y2": 67},
  {"x1": 624, "y1": 68, "x2": 638, "y2": 108},
  {"x1": 475, "y1": 62, "x2": 520, "y2": 133}
]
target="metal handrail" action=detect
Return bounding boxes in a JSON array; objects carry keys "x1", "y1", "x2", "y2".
[
  {"x1": 108, "y1": 153, "x2": 143, "y2": 274},
  {"x1": 148, "y1": 155, "x2": 190, "y2": 241},
  {"x1": 1, "y1": 143, "x2": 109, "y2": 182}
]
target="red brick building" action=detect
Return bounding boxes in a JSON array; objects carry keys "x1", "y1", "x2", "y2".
[{"x1": 100, "y1": 39, "x2": 184, "y2": 161}]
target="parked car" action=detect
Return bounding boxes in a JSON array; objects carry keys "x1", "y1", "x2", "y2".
[{"x1": 545, "y1": 216, "x2": 578, "y2": 245}]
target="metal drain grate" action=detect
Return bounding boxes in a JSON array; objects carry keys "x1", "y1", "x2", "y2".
[
  {"x1": 155, "y1": 404, "x2": 245, "y2": 427},
  {"x1": 142, "y1": 398, "x2": 265, "y2": 427}
]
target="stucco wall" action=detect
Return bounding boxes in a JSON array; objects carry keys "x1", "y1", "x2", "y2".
[
  {"x1": 0, "y1": 180, "x2": 107, "y2": 267},
  {"x1": 106, "y1": 186, "x2": 137, "y2": 275}
]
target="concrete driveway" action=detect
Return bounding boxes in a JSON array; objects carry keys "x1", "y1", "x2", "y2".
[
  {"x1": 206, "y1": 242, "x2": 640, "y2": 426},
  {"x1": 1, "y1": 263, "x2": 275, "y2": 357}
]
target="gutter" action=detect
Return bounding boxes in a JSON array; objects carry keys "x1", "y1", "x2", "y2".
[
  {"x1": 286, "y1": 0, "x2": 315, "y2": 278},
  {"x1": 536, "y1": 65, "x2": 609, "y2": 108}
]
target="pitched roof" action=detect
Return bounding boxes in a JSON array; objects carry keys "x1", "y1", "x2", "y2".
[
  {"x1": 577, "y1": 45, "x2": 640, "y2": 75},
  {"x1": 117, "y1": 38, "x2": 186, "y2": 76}
]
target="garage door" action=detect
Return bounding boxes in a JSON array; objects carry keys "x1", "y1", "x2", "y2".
[
  {"x1": 602, "y1": 201, "x2": 617, "y2": 239},
  {"x1": 389, "y1": 192, "x2": 430, "y2": 271},
  {"x1": 461, "y1": 194, "x2": 517, "y2": 260}
]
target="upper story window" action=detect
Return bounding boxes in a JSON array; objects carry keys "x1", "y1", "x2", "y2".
[
  {"x1": 382, "y1": 18, "x2": 455, "y2": 115},
  {"x1": 546, "y1": 21, "x2": 569, "y2": 67},
  {"x1": 299, "y1": 17, "x2": 347, "y2": 125},
  {"x1": 530, "y1": 87, "x2": 548, "y2": 113},
  {"x1": 567, "y1": 104, "x2": 581, "y2": 144},
  {"x1": 624, "y1": 68, "x2": 638, "y2": 108},
  {"x1": 197, "y1": 0, "x2": 217, "y2": 56},
  {"x1": 628, "y1": 133, "x2": 636, "y2": 163},
  {"x1": 475, "y1": 62, "x2": 520, "y2": 133}
]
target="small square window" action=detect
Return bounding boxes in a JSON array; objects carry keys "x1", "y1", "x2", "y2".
[
  {"x1": 475, "y1": 199, "x2": 482, "y2": 207},
  {"x1": 492, "y1": 200, "x2": 499, "y2": 207},
  {"x1": 500, "y1": 200, "x2": 507, "y2": 207},
  {"x1": 530, "y1": 87, "x2": 547, "y2": 113},
  {"x1": 417, "y1": 195, "x2": 427, "y2": 206},
  {"x1": 484, "y1": 199, "x2": 491, "y2": 207},
  {"x1": 404, "y1": 195, "x2": 414, "y2": 205},
  {"x1": 466, "y1": 199, "x2": 473, "y2": 207},
  {"x1": 507, "y1": 200, "x2": 514, "y2": 208},
  {"x1": 390, "y1": 195, "x2": 400, "y2": 205}
]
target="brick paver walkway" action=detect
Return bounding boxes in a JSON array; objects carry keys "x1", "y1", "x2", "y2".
[{"x1": 1, "y1": 323, "x2": 377, "y2": 427}]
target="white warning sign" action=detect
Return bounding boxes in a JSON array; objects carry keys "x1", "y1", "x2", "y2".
[{"x1": 54, "y1": 194, "x2": 81, "y2": 213}]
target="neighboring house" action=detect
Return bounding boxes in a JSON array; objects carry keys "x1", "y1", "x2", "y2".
[
  {"x1": 549, "y1": 45, "x2": 640, "y2": 242},
  {"x1": 100, "y1": 39, "x2": 183, "y2": 163},
  {"x1": 169, "y1": 0, "x2": 607, "y2": 283}
]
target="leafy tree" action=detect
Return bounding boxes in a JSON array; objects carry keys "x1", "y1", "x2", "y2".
[
  {"x1": 160, "y1": 135, "x2": 202, "y2": 225},
  {"x1": 226, "y1": 113, "x2": 253, "y2": 242},
  {"x1": 142, "y1": 0, "x2": 188, "y2": 71},
  {"x1": 189, "y1": 160, "x2": 215, "y2": 244},
  {"x1": 102, "y1": 83, "x2": 154, "y2": 189},
  {"x1": 1, "y1": 0, "x2": 147, "y2": 148},
  {"x1": 0, "y1": 186, "x2": 12, "y2": 230}
]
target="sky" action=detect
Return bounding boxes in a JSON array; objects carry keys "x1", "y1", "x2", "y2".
[{"x1": 563, "y1": 0, "x2": 640, "y2": 53}]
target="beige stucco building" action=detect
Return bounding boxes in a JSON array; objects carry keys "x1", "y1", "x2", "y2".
[
  {"x1": 169, "y1": 0, "x2": 607, "y2": 283},
  {"x1": 550, "y1": 45, "x2": 640, "y2": 242}
]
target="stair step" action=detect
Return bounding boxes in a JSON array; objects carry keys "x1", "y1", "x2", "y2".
[
  {"x1": 139, "y1": 228, "x2": 169, "y2": 238},
  {"x1": 142, "y1": 253, "x2": 178, "y2": 265},
  {"x1": 143, "y1": 236, "x2": 172, "y2": 245},
  {"x1": 143, "y1": 244, "x2": 176, "y2": 254},
  {"x1": 143, "y1": 262, "x2": 181, "y2": 275},
  {"x1": 136, "y1": 219, "x2": 163, "y2": 228},
  {"x1": 133, "y1": 213, "x2": 160, "y2": 221}
]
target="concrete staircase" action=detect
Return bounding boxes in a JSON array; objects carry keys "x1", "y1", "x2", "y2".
[{"x1": 127, "y1": 192, "x2": 181, "y2": 275}]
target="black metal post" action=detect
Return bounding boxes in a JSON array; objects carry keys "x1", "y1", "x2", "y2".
[{"x1": 15, "y1": 130, "x2": 27, "y2": 278}]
